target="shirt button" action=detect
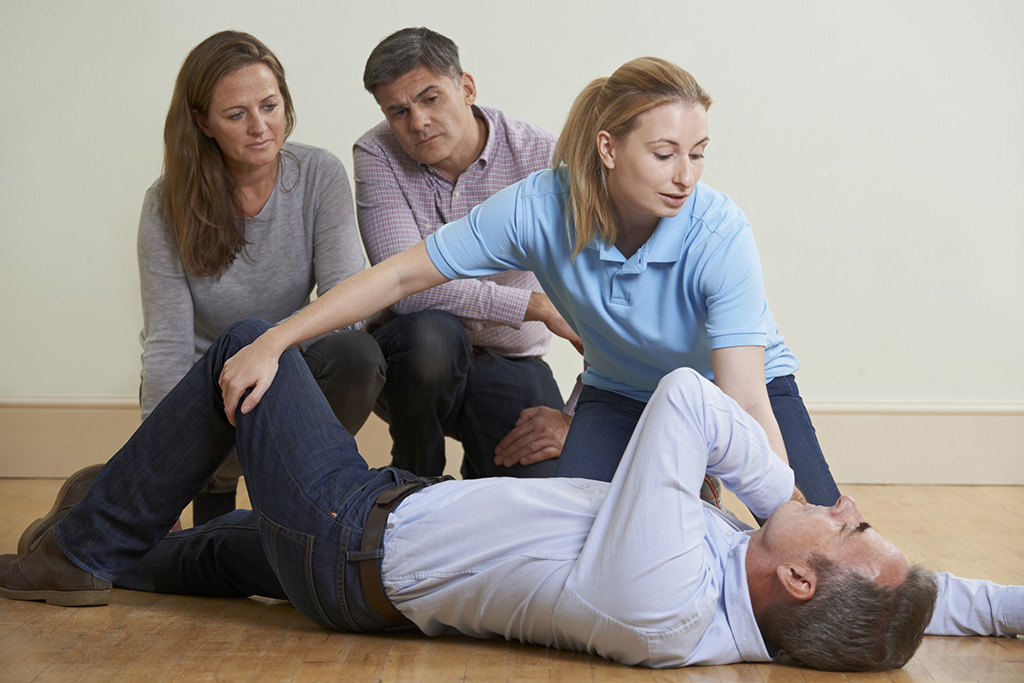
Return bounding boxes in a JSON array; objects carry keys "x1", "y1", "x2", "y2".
[{"x1": 454, "y1": 191, "x2": 461, "y2": 198}]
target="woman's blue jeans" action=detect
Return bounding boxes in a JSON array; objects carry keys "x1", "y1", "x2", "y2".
[
  {"x1": 555, "y1": 377, "x2": 841, "y2": 506},
  {"x1": 53, "y1": 318, "x2": 417, "y2": 632}
]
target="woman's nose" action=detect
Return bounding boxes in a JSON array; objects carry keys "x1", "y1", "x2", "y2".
[
  {"x1": 249, "y1": 114, "x2": 268, "y2": 135},
  {"x1": 674, "y1": 160, "x2": 695, "y2": 188}
]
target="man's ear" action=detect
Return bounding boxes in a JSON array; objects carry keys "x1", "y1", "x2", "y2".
[
  {"x1": 776, "y1": 562, "x2": 817, "y2": 602},
  {"x1": 459, "y1": 72, "x2": 477, "y2": 105},
  {"x1": 596, "y1": 130, "x2": 615, "y2": 170}
]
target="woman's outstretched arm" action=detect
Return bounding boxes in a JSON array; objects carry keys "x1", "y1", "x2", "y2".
[
  {"x1": 218, "y1": 239, "x2": 583, "y2": 424},
  {"x1": 218, "y1": 241, "x2": 447, "y2": 424}
]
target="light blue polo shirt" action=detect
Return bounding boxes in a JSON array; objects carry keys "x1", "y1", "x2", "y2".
[{"x1": 425, "y1": 168, "x2": 798, "y2": 402}]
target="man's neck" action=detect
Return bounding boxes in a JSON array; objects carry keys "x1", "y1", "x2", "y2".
[{"x1": 744, "y1": 536, "x2": 776, "y2": 624}]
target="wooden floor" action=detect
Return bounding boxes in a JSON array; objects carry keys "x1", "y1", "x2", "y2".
[{"x1": 0, "y1": 479, "x2": 1021, "y2": 682}]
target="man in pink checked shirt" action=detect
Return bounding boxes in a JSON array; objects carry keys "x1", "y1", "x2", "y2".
[{"x1": 353, "y1": 27, "x2": 581, "y2": 480}]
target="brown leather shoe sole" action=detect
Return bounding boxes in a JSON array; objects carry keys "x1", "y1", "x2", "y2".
[
  {"x1": 0, "y1": 584, "x2": 109, "y2": 607},
  {"x1": 18, "y1": 464, "x2": 104, "y2": 554},
  {"x1": 1, "y1": 537, "x2": 112, "y2": 608}
]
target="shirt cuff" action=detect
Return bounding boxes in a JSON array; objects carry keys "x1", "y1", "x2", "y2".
[{"x1": 501, "y1": 286, "x2": 532, "y2": 329}]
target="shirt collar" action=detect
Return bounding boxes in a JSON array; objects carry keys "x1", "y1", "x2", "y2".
[
  {"x1": 584, "y1": 187, "x2": 700, "y2": 266},
  {"x1": 472, "y1": 104, "x2": 496, "y2": 168},
  {"x1": 724, "y1": 535, "x2": 776, "y2": 663}
]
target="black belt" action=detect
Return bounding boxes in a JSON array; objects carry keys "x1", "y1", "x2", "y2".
[{"x1": 357, "y1": 475, "x2": 453, "y2": 627}]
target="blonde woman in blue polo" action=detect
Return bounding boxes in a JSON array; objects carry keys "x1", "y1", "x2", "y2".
[
  {"x1": 424, "y1": 63, "x2": 836, "y2": 504},
  {"x1": 220, "y1": 57, "x2": 837, "y2": 506}
]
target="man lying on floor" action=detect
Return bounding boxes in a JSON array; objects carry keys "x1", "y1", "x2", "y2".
[{"x1": 0, "y1": 319, "x2": 1015, "y2": 671}]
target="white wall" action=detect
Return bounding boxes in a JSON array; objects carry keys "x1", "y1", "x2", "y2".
[{"x1": 1, "y1": 2, "x2": 1022, "y2": 476}]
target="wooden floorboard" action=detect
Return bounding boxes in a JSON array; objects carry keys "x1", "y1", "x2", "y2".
[{"x1": 0, "y1": 479, "x2": 1021, "y2": 681}]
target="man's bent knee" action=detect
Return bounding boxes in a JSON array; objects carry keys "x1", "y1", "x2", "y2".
[
  {"x1": 378, "y1": 311, "x2": 470, "y2": 385},
  {"x1": 390, "y1": 311, "x2": 466, "y2": 353},
  {"x1": 307, "y1": 331, "x2": 386, "y2": 384}
]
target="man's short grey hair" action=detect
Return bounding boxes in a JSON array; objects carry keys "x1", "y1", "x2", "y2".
[
  {"x1": 759, "y1": 555, "x2": 937, "y2": 671},
  {"x1": 363, "y1": 27, "x2": 462, "y2": 98}
]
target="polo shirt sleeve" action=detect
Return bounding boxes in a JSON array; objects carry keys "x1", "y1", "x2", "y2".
[
  {"x1": 699, "y1": 223, "x2": 771, "y2": 350},
  {"x1": 425, "y1": 180, "x2": 532, "y2": 279}
]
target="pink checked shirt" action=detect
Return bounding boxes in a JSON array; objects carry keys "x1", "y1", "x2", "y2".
[{"x1": 352, "y1": 105, "x2": 555, "y2": 359}]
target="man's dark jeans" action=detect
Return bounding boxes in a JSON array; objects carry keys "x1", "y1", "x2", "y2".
[
  {"x1": 372, "y1": 310, "x2": 564, "y2": 479},
  {"x1": 55, "y1": 318, "x2": 416, "y2": 631}
]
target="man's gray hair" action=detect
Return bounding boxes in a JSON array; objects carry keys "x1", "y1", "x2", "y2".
[
  {"x1": 759, "y1": 555, "x2": 937, "y2": 671},
  {"x1": 363, "y1": 27, "x2": 462, "y2": 98}
]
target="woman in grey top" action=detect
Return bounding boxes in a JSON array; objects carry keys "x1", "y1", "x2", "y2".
[{"x1": 138, "y1": 31, "x2": 384, "y2": 524}]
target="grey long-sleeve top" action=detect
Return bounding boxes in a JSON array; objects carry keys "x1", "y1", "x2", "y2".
[{"x1": 137, "y1": 142, "x2": 365, "y2": 418}]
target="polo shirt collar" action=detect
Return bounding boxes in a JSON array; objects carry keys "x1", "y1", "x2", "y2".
[{"x1": 585, "y1": 191, "x2": 697, "y2": 267}]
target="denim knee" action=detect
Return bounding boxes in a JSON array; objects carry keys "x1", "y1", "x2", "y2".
[
  {"x1": 304, "y1": 330, "x2": 386, "y2": 387},
  {"x1": 375, "y1": 310, "x2": 470, "y2": 388},
  {"x1": 303, "y1": 330, "x2": 387, "y2": 434},
  {"x1": 224, "y1": 318, "x2": 274, "y2": 346}
]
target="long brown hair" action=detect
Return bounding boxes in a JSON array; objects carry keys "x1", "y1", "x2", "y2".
[
  {"x1": 161, "y1": 31, "x2": 296, "y2": 277},
  {"x1": 552, "y1": 57, "x2": 712, "y2": 258}
]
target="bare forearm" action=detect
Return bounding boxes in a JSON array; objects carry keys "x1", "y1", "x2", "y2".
[
  {"x1": 711, "y1": 345, "x2": 805, "y2": 502},
  {"x1": 359, "y1": 194, "x2": 530, "y2": 325},
  {"x1": 745, "y1": 401, "x2": 789, "y2": 466},
  {"x1": 218, "y1": 242, "x2": 449, "y2": 423},
  {"x1": 390, "y1": 279, "x2": 531, "y2": 327},
  {"x1": 273, "y1": 241, "x2": 448, "y2": 349}
]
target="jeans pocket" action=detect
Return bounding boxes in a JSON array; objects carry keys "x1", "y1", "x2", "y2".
[{"x1": 257, "y1": 511, "x2": 335, "y2": 630}]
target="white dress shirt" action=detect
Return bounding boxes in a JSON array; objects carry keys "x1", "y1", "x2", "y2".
[{"x1": 382, "y1": 368, "x2": 795, "y2": 667}]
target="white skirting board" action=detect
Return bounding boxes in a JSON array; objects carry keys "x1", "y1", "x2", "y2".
[{"x1": 1, "y1": 399, "x2": 1022, "y2": 484}]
